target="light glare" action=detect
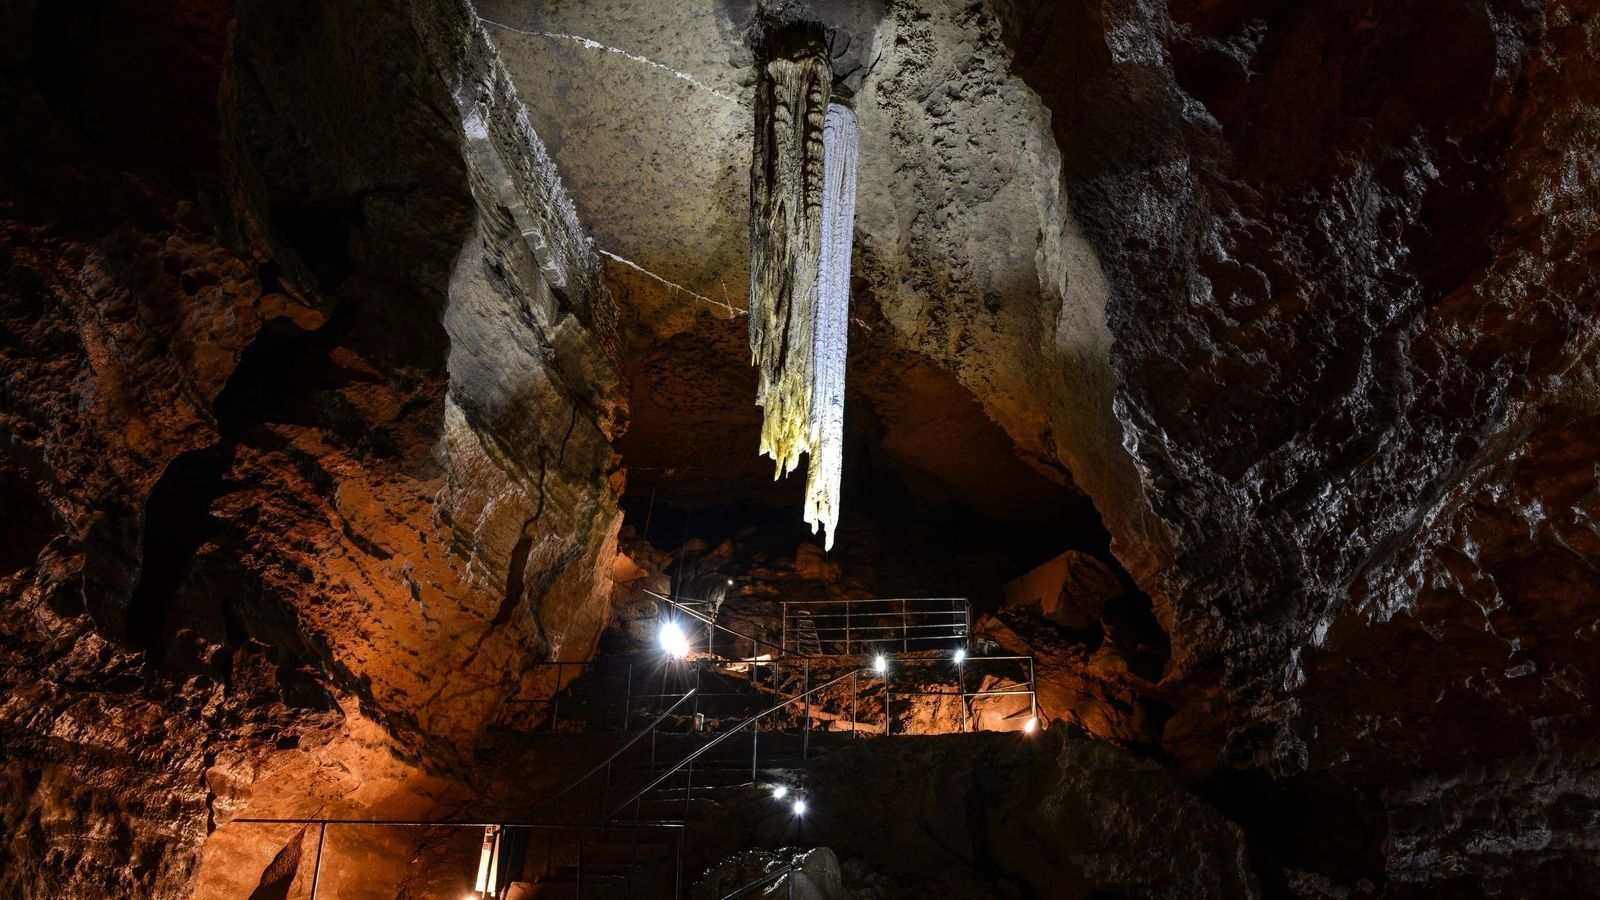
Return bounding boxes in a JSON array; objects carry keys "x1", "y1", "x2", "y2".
[
  {"x1": 659, "y1": 621, "x2": 691, "y2": 659},
  {"x1": 873, "y1": 655, "x2": 887, "y2": 674},
  {"x1": 792, "y1": 798, "x2": 807, "y2": 815},
  {"x1": 1024, "y1": 716, "x2": 1038, "y2": 733},
  {"x1": 772, "y1": 785, "x2": 788, "y2": 799},
  {"x1": 953, "y1": 648, "x2": 966, "y2": 664}
]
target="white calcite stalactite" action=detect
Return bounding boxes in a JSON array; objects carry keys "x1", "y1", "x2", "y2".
[
  {"x1": 805, "y1": 103, "x2": 858, "y2": 549},
  {"x1": 750, "y1": 30, "x2": 858, "y2": 550}
]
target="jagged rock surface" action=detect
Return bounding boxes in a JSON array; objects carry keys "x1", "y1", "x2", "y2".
[
  {"x1": 477, "y1": 0, "x2": 1600, "y2": 894},
  {"x1": 2, "y1": 0, "x2": 1598, "y2": 897},
  {"x1": 0, "y1": 0, "x2": 625, "y2": 895}
]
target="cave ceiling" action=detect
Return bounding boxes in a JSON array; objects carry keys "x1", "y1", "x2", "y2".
[{"x1": 476, "y1": 0, "x2": 1119, "y2": 533}]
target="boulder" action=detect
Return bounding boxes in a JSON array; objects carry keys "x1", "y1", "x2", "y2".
[{"x1": 1002, "y1": 550, "x2": 1123, "y2": 629}]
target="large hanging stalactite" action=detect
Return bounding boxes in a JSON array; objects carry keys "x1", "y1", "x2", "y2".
[
  {"x1": 749, "y1": 28, "x2": 831, "y2": 480},
  {"x1": 749, "y1": 25, "x2": 858, "y2": 550},
  {"x1": 804, "y1": 102, "x2": 858, "y2": 549}
]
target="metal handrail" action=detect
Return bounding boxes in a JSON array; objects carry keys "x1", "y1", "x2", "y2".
[
  {"x1": 644, "y1": 589, "x2": 797, "y2": 660},
  {"x1": 226, "y1": 816, "x2": 687, "y2": 900},
  {"x1": 782, "y1": 597, "x2": 972, "y2": 656},
  {"x1": 792, "y1": 597, "x2": 968, "y2": 606},
  {"x1": 528, "y1": 687, "x2": 698, "y2": 814},
  {"x1": 606, "y1": 669, "x2": 860, "y2": 820},
  {"x1": 720, "y1": 863, "x2": 795, "y2": 899}
]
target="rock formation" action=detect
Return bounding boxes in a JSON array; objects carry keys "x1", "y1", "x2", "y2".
[{"x1": 1, "y1": 0, "x2": 1597, "y2": 896}]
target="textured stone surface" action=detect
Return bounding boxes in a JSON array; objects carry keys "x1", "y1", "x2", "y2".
[
  {"x1": 1, "y1": 0, "x2": 625, "y2": 895},
  {"x1": 478, "y1": 0, "x2": 1124, "y2": 547},
  {"x1": 476, "y1": 0, "x2": 1600, "y2": 894},
  {"x1": 693, "y1": 730, "x2": 1258, "y2": 898},
  {"x1": 4, "y1": 0, "x2": 1600, "y2": 896}
]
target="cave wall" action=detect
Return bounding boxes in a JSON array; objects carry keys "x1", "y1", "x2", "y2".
[
  {"x1": 480, "y1": 0, "x2": 1600, "y2": 892},
  {"x1": 0, "y1": 0, "x2": 627, "y2": 895},
  {"x1": 985, "y1": 0, "x2": 1600, "y2": 892},
  {"x1": 2, "y1": 0, "x2": 1598, "y2": 895}
]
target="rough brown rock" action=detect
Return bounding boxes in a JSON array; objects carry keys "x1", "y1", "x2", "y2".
[
  {"x1": 1, "y1": 0, "x2": 626, "y2": 895},
  {"x1": 4, "y1": 0, "x2": 1600, "y2": 896}
]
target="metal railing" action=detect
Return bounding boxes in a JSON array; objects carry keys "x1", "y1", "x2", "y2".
[
  {"x1": 608, "y1": 669, "x2": 859, "y2": 821},
  {"x1": 781, "y1": 597, "x2": 971, "y2": 655},
  {"x1": 502, "y1": 658, "x2": 732, "y2": 732},
  {"x1": 228, "y1": 689, "x2": 710, "y2": 899},
  {"x1": 644, "y1": 589, "x2": 794, "y2": 662},
  {"x1": 225, "y1": 816, "x2": 686, "y2": 900},
  {"x1": 528, "y1": 687, "x2": 699, "y2": 821},
  {"x1": 504, "y1": 650, "x2": 1038, "y2": 738},
  {"x1": 877, "y1": 654, "x2": 1038, "y2": 734}
]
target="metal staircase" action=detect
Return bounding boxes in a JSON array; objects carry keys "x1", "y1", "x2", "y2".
[{"x1": 225, "y1": 591, "x2": 1036, "y2": 899}]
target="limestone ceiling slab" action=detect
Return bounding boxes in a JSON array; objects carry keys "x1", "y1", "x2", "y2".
[{"x1": 478, "y1": 0, "x2": 753, "y2": 326}]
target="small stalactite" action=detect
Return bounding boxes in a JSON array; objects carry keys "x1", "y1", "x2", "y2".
[{"x1": 749, "y1": 25, "x2": 857, "y2": 550}]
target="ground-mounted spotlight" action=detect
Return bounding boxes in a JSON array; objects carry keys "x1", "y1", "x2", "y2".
[
  {"x1": 873, "y1": 654, "x2": 888, "y2": 675},
  {"x1": 1024, "y1": 716, "x2": 1038, "y2": 734},
  {"x1": 772, "y1": 784, "x2": 789, "y2": 800},
  {"x1": 792, "y1": 798, "x2": 807, "y2": 816},
  {"x1": 659, "y1": 620, "x2": 691, "y2": 659},
  {"x1": 953, "y1": 647, "x2": 967, "y2": 664}
]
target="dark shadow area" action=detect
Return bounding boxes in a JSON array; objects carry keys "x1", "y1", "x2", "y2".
[
  {"x1": 0, "y1": 466, "x2": 55, "y2": 575},
  {"x1": 126, "y1": 445, "x2": 232, "y2": 652},
  {"x1": 1193, "y1": 767, "x2": 1388, "y2": 898}
]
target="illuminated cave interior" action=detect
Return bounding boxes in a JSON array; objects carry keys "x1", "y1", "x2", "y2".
[{"x1": 2, "y1": 0, "x2": 1599, "y2": 898}]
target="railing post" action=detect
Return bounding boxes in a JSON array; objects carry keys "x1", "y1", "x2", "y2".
[
  {"x1": 551, "y1": 661, "x2": 562, "y2": 733},
  {"x1": 901, "y1": 600, "x2": 908, "y2": 653},
  {"x1": 845, "y1": 602, "x2": 852, "y2": 655},
  {"x1": 959, "y1": 657, "x2": 967, "y2": 733},
  {"x1": 308, "y1": 822, "x2": 326, "y2": 900},
  {"x1": 1030, "y1": 656, "x2": 1038, "y2": 723},
  {"x1": 684, "y1": 758, "x2": 694, "y2": 822},
  {"x1": 781, "y1": 603, "x2": 788, "y2": 656},
  {"x1": 802, "y1": 658, "x2": 811, "y2": 760},
  {"x1": 675, "y1": 828, "x2": 684, "y2": 900},
  {"x1": 623, "y1": 662, "x2": 633, "y2": 731},
  {"x1": 884, "y1": 669, "x2": 892, "y2": 736},
  {"x1": 851, "y1": 670, "x2": 858, "y2": 739},
  {"x1": 751, "y1": 716, "x2": 759, "y2": 782}
]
